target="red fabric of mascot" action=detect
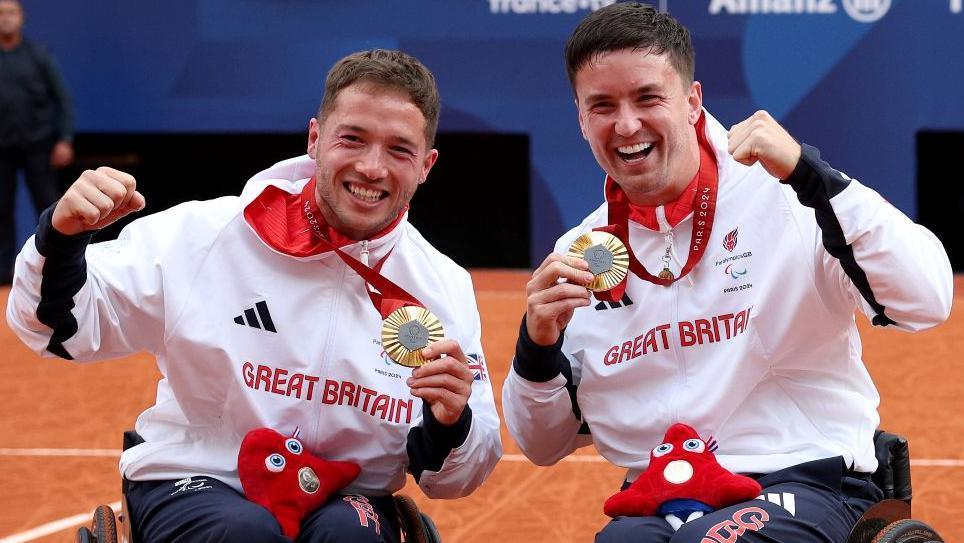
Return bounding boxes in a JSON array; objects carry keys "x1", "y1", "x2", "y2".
[
  {"x1": 604, "y1": 423, "x2": 762, "y2": 530},
  {"x1": 238, "y1": 428, "x2": 361, "y2": 539}
]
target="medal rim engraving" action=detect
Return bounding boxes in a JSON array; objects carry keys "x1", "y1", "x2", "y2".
[
  {"x1": 381, "y1": 306, "x2": 445, "y2": 367},
  {"x1": 567, "y1": 231, "x2": 630, "y2": 292}
]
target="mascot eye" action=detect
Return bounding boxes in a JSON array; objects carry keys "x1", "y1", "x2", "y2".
[
  {"x1": 652, "y1": 443, "x2": 674, "y2": 457},
  {"x1": 285, "y1": 438, "x2": 303, "y2": 455},
  {"x1": 683, "y1": 439, "x2": 706, "y2": 453},
  {"x1": 265, "y1": 453, "x2": 286, "y2": 472}
]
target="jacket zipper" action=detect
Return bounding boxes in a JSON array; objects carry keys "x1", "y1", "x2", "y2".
[
  {"x1": 359, "y1": 240, "x2": 377, "y2": 297},
  {"x1": 657, "y1": 205, "x2": 686, "y2": 424},
  {"x1": 310, "y1": 252, "x2": 349, "y2": 442},
  {"x1": 655, "y1": 206, "x2": 675, "y2": 276}
]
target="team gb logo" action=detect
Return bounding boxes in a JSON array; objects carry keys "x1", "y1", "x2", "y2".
[{"x1": 723, "y1": 228, "x2": 739, "y2": 252}]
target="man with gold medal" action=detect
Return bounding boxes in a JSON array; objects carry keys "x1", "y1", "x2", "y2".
[
  {"x1": 503, "y1": 3, "x2": 952, "y2": 542},
  {"x1": 7, "y1": 50, "x2": 501, "y2": 542}
]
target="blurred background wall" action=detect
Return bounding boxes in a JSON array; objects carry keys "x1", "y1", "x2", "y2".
[{"x1": 14, "y1": 0, "x2": 964, "y2": 268}]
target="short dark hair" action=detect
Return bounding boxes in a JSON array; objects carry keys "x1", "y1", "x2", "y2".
[
  {"x1": 317, "y1": 49, "x2": 440, "y2": 148},
  {"x1": 565, "y1": 2, "x2": 694, "y2": 90}
]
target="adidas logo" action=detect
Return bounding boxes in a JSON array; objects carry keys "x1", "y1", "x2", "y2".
[
  {"x1": 234, "y1": 301, "x2": 277, "y2": 333},
  {"x1": 756, "y1": 492, "x2": 796, "y2": 516},
  {"x1": 594, "y1": 293, "x2": 634, "y2": 311}
]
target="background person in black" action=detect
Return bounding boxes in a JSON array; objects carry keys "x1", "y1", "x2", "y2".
[{"x1": 0, "y1": 0, "x2": 74, "y2": 283}]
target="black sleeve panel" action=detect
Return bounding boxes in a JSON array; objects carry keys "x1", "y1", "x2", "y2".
[
  {"x1": 34, "y1": 203, "x2": 95, "y2": 359},
  {"x1": 513, "y1": 314, "x2": 585, "y2": 425},
  {"x1": 406, "y1": 402, "x2": 473, "y2": 482},
  {"x1": 512, "y1": 314, "x2": 567, "y2": 382},
  {"x1": 784, "y1": 144, "x2": 895, "y2": 327}
]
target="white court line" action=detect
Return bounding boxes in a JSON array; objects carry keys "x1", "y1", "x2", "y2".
[
  {"x1": 909, "y1": 458, "x2": 964, "y2": 467},
  {"x1": 3, "y1": 448, "x2": 963, "y2": 467},
  {"x1": 502, "y1": 453, "x2": 608, "y2": 463},
  {"x1": 0, "y1": 448, "x2": 122, "y2": 457},
  {"x1": 0, "y1": 501, "x2": 121, "y2": 543},
  {"x1": 508, "y1": 454, "x2": 964, "y2": 467},
  {"x1": 501, "y1": 454, "x2": 964, "y2": 467}
]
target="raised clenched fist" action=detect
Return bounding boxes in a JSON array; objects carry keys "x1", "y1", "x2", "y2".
[{"x1": 52, "y1": 167, "x2": 146, "y2": 235}]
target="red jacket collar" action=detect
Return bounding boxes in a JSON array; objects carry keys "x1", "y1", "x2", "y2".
[
  {"x1": 614, "y1": 113, "x2": 714, "y2": 231},
  {"x1": 243, "y1": 177, "x2": 406, "y2": 258}
]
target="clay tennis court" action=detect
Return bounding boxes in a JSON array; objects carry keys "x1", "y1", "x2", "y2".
[{"x1": 1, "y1": 272, "x2": 962, "y2": 542}]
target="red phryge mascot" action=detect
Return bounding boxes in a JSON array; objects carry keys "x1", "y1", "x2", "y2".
[
  {"x1": 604, "y1": 423, "x2": 762, "y2": 530},
  {"x1": 238, "y1": 428, "x2": 361, "y2": 539}
]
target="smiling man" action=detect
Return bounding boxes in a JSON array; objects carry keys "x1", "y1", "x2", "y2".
[
  {"x1": 6, "y1": 49, "x2": 501, "y2": 543},
  {"x1": 502, "y1": 3, "x2": 952, "y2": 543}
]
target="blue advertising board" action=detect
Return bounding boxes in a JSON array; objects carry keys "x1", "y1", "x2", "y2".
[{"x1": 18, "y1": 0, "x2": 964, "y2": 263}]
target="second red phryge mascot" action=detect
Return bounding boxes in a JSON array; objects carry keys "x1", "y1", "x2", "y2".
[{"x1": 604, "y1": 423, "x2": 762, "y2": 530}]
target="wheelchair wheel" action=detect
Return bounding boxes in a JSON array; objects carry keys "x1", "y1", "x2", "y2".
[
  {"x1": 394, "y1": 494, "x2": 428, "y2": 543},
  {"x1": 76, "y1": 527, "x2": 94, "y2": 543},
  {"x1": 92, "y1": 504, "x2": 118, "y2": 543},
  {"x1": 871, "y1": 519, "x2": 944, "y2": 543},
  {"x1": 76, "y1": 505, "x2": 118, "y2": 543},
  {"x1": 418, "y1": 511, "x2": 442, "y2": 543}
]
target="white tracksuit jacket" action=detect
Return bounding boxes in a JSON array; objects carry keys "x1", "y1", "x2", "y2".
[
  {"x1": 503, "y1": 111, "x2": 953, "y2": 481},
  {"x1": 7, "y1": 155, "x2": 502, "y2": 498}
]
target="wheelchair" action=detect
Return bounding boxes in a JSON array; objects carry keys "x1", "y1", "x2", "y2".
[
  {"x1": 844, "y1": 430, "x2": 943, "y2": 543},
  {"x1": 76, "y1": 431, "x2": 443, "y2": 543}
]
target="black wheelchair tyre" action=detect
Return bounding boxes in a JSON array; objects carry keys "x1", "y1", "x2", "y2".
[
  {"x1": 92, "y1": 504, "x2": 118, "y2": 543},
  {"x1": 419, "y1": 511, "x2": 442, "y2": 543},
  {"x1": 871, "y1": 519, "x2": 944, "y2": 543},
  {"x1": 848, "y1": 518, "x2": 890, "y2": 543},
  {"x1": 76, "y1": 527, "x2": 94, "y2": 543},
  {"x1": 76, "y1": 505, "x2": 118, "y2": 543},
  {"x1": 394, "y1": 494, "x2": 429, "y2": 543}
]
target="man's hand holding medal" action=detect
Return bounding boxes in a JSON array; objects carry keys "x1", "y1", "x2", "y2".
[
  {"x1": 524, "y1": 253, "x2": 595, "y2": 347},
  {"x1": 406, "y1": 339, "x2": 475, "y2": 426}
]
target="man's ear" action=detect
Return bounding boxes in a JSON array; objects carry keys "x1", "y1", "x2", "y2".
[
  {"x1": 307, "y1": 118, "x2": 320, "y2": 159},
  {"x1": 419, "y1": 148, "x2": 439, "y2": 185},
  {"x1": 687, "y1": 81, "x2": 703, "y2": 125}
]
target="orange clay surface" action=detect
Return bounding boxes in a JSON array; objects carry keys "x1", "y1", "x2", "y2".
[{"x1": 1, "y1": 273, "x2": 962, "y2": 542}]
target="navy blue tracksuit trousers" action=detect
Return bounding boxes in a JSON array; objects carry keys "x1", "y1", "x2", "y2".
[
  {"x1": 126, "y1": 476, "x2": 401, "y2": 543},
  {"x1": 596, "y1": 457, "x2": 882, "y2": 543}
]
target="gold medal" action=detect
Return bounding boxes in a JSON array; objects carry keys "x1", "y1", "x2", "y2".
[
  {"x1": 567, "y1": 231, "x2": 630, "y2": 292},
  {"x1": 381, "y1": 306, "x2": 444, "y2": 367}
]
